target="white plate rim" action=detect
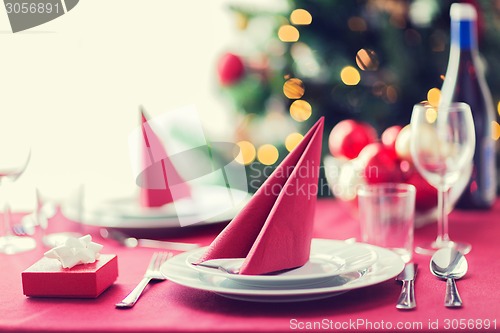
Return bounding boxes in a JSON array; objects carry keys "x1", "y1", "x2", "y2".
[
  {"x1": 185, "y1": 241, "x2": 378, "y2": 284},
  {"x1": 212, "y1": 290, "x2": 350, "y2": 303},
  {"x1": 161, "y1": 238, "x2": 405, "y2": 297}
]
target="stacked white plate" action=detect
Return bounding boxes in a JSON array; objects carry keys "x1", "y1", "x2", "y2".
[
  {"x1": 68, "y1": 186, "x2": 250, "y2": 229},
  {"x1": 161, "y1": 238, "x2": 405, "y2": 302}
]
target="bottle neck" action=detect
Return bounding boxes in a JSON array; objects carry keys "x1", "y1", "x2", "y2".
[{"x1": 451, "y1": 20, "x2": 477, "y2": 51}]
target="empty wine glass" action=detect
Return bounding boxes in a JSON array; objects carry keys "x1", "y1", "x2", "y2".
[
  {"x1": 0, "y1": 138, "x2": 36, "y2": 254},
  {"x1": 410, "y1": 102, "x2": 475, "y2": 255}
]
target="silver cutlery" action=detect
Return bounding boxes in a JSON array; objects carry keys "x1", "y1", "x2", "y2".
[
  {"x1": 395, "y1": 263, "x2": 418, "y2": 310},
  {"x1": 100, "y1": 228, "x2": 199, "y2": 252},
  {"x1": 116, "y1": 252, "x2": 172, "y2": 308},
  {"x1": 192, "y1": 258, "x2": 243, "y2": 274},
  {"x1": 430, "y1": 248, "x2": 468, "y2": 308}
]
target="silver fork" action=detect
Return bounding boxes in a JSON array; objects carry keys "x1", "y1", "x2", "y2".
[{"x1": 115, "y1": 252, "x2": 172, "y2": 308}]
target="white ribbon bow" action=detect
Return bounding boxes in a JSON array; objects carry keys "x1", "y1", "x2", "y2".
[{"x1": 44, "y1": 235, "x2": 103, "y2": 269}]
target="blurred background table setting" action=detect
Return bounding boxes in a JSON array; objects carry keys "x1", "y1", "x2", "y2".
[{"x1": 1, "y1": 0, "x2": 500, "y2": 332}]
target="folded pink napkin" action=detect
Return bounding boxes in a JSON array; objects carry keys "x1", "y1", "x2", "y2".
[
  {"x1": 198, "y1": 118, "x2": 324, "y2": 275},
  {"x1": 138, "y1": 110, "x2": 191, "y2": 207}
]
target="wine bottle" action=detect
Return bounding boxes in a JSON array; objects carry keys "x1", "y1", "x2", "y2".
[{"x1": 440, "y1": 3, "x2": 496, "y2": 209}]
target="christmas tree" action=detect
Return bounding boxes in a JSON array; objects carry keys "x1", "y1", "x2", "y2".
[{"x1": 216, "y1": 0, "x2": 500, "y2": 194}]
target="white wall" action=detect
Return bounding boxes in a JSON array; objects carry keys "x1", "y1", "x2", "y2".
[{"x1": 0, "y1": 0, "x2": 239, "y2": 210}]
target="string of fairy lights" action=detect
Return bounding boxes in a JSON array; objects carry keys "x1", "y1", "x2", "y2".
[
  {"x1": 235, "y1": 7, "x2": 500, "y2": 167},
  {"x1": 235, "y1": 8, "x2": 314, "y2": 167}
]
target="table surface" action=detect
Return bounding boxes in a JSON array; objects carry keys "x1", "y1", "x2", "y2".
[{"x1": 1, "y1": 199, "x2": 499, "y2": 333}]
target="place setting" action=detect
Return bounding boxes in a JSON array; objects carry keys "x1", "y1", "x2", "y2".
[
  {"x1": 157, "y1": 118, "x2": 406, "y2": 303},
  {"x1": 154, "y1": 95, "x2": 477, "y2": 306}
]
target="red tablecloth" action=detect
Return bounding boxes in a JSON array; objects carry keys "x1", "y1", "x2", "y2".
[{"x1": 1, "y1": 199, "x2": 499, "y2": 333}]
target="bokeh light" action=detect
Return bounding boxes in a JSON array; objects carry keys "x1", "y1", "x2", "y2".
[
  {"x1": 283, "y1": 78, "x2": 305, "y2": 99},
  {"x1": 340, "y1": 66, "x2": 361, "y2": 85},
  {"x1": 235, "y1": 12, "x2": 248, "y2": 30},
  {"x1": 257, "y1": 144, "x2": 279, "y2": 165},
  {"x1": 290, "y1": 42, "x2": 321, "y2": 78},
  {"x1": 425, "y1": 107, "x2": 438, "y2": 124},
  {"x1": 400, "y1": 160, "x2": 411, "y2": 173},
  {"x1": 492, "y1": 121, "x2": 500, "y2": 141},
  {"x1": 278, "y1": 25, "x2": 300, "y2": 42},
  {"x1": 235, "y1": 141, "x2": 256, "y2": 165},
  {"x1": 285, "y1": 133, "x2": 304, "y2": 152},
  {"x1": 348, "y1": 17, "x2": 367, "y2": 31},
  {"x1": 290, "y1": 9, "x2": 312, "y2": 25},
  {"x1": 290, "y1": 100, "x2": 312, "y2": 122},
  {"x1": 497, "y1": 101, "x2": 500, "y2": 116},
  {"x1": 427, "y1": 88, "x2": 441, "y2": 107},
  {"x1": 356, "y1": 49, "x2": 379, "y2": 71},
  {"x1": 385, "y1": 85, "x2": 398, "y2": 103}
]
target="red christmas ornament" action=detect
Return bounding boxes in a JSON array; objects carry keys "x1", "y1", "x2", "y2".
[
  {"x1": 381, "y1": 125, "x2": 403, "y2": 159},
  {"x1": 358, "y1": 142, "x2": 403, "y2": 184},
  {"x1": 328, "y1": 119, "x2": 377, "y2": 160},
  {"x1": 218, "y1": 53, "x2": 245, "y2": 86},
  {"x1": 404, "y1": 169, "x2": 438, "y2": 212}
]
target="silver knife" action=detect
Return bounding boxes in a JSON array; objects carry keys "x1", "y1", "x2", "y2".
[
  {"x1": 100, "y1": 228, "x2": 200, "y2": 252},
  {"x1": 395, "y1": 263, "x2": 418, "y2": 310}
]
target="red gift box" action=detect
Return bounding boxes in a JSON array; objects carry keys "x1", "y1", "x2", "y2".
[{"x1": 22, "y1": 254, "x2": 118, "y2": 298}]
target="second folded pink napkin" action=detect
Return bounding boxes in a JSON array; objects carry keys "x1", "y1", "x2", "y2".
[{"x1": 138, "y1": 110, "x2": 191, "y2": 207}]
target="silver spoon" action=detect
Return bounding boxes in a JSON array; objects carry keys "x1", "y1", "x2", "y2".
[{"x1": 430, "y1": 248, "x2": 468, "y2": 308}]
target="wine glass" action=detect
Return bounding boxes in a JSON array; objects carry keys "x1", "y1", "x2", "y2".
[
  {"x1": 0, "y1": 139, "x2": 36, "y2": 254},
  {"x1": 410, "y1": 102, "x2": 476, "y2": 255}
]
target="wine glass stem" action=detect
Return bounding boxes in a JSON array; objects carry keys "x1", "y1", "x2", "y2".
[
  {"x1": 437, "y1": 187, "x2": 451, "y2": 245},
  {"x1": 0, "y1": 180, "x2": 13, "y2": 238},
  {"x1": 3, "y1": 202, "x2": 12, "y2": 237}
]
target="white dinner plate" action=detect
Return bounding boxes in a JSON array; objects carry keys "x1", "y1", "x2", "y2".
[
  {"x1": 68, "y1": 185, "x2": 250, "y2": 229},
  {"x1": 161, "y1": 239, "x2": 405, "y2": 302},
  {"x1": 185, "y1": 241, "x2": 378, "y2": 287}
]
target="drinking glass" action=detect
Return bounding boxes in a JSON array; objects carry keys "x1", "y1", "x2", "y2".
[
  {"x1": 410, "y1": 102, "x2": 475, "y2": 254},
  {"x1": 0, "y1": 140, "x2": 36, "y2": 254},
  {"x1": 36, "y1": 185, "x2": 84, "y2": 248},
  {"x1": 358, "y1": 183, "x2": 416, "y2": 263}
]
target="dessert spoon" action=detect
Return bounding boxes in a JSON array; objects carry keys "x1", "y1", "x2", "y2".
[{"x1": 430, "y1": 248, "x2": 468, "y2": 307}]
